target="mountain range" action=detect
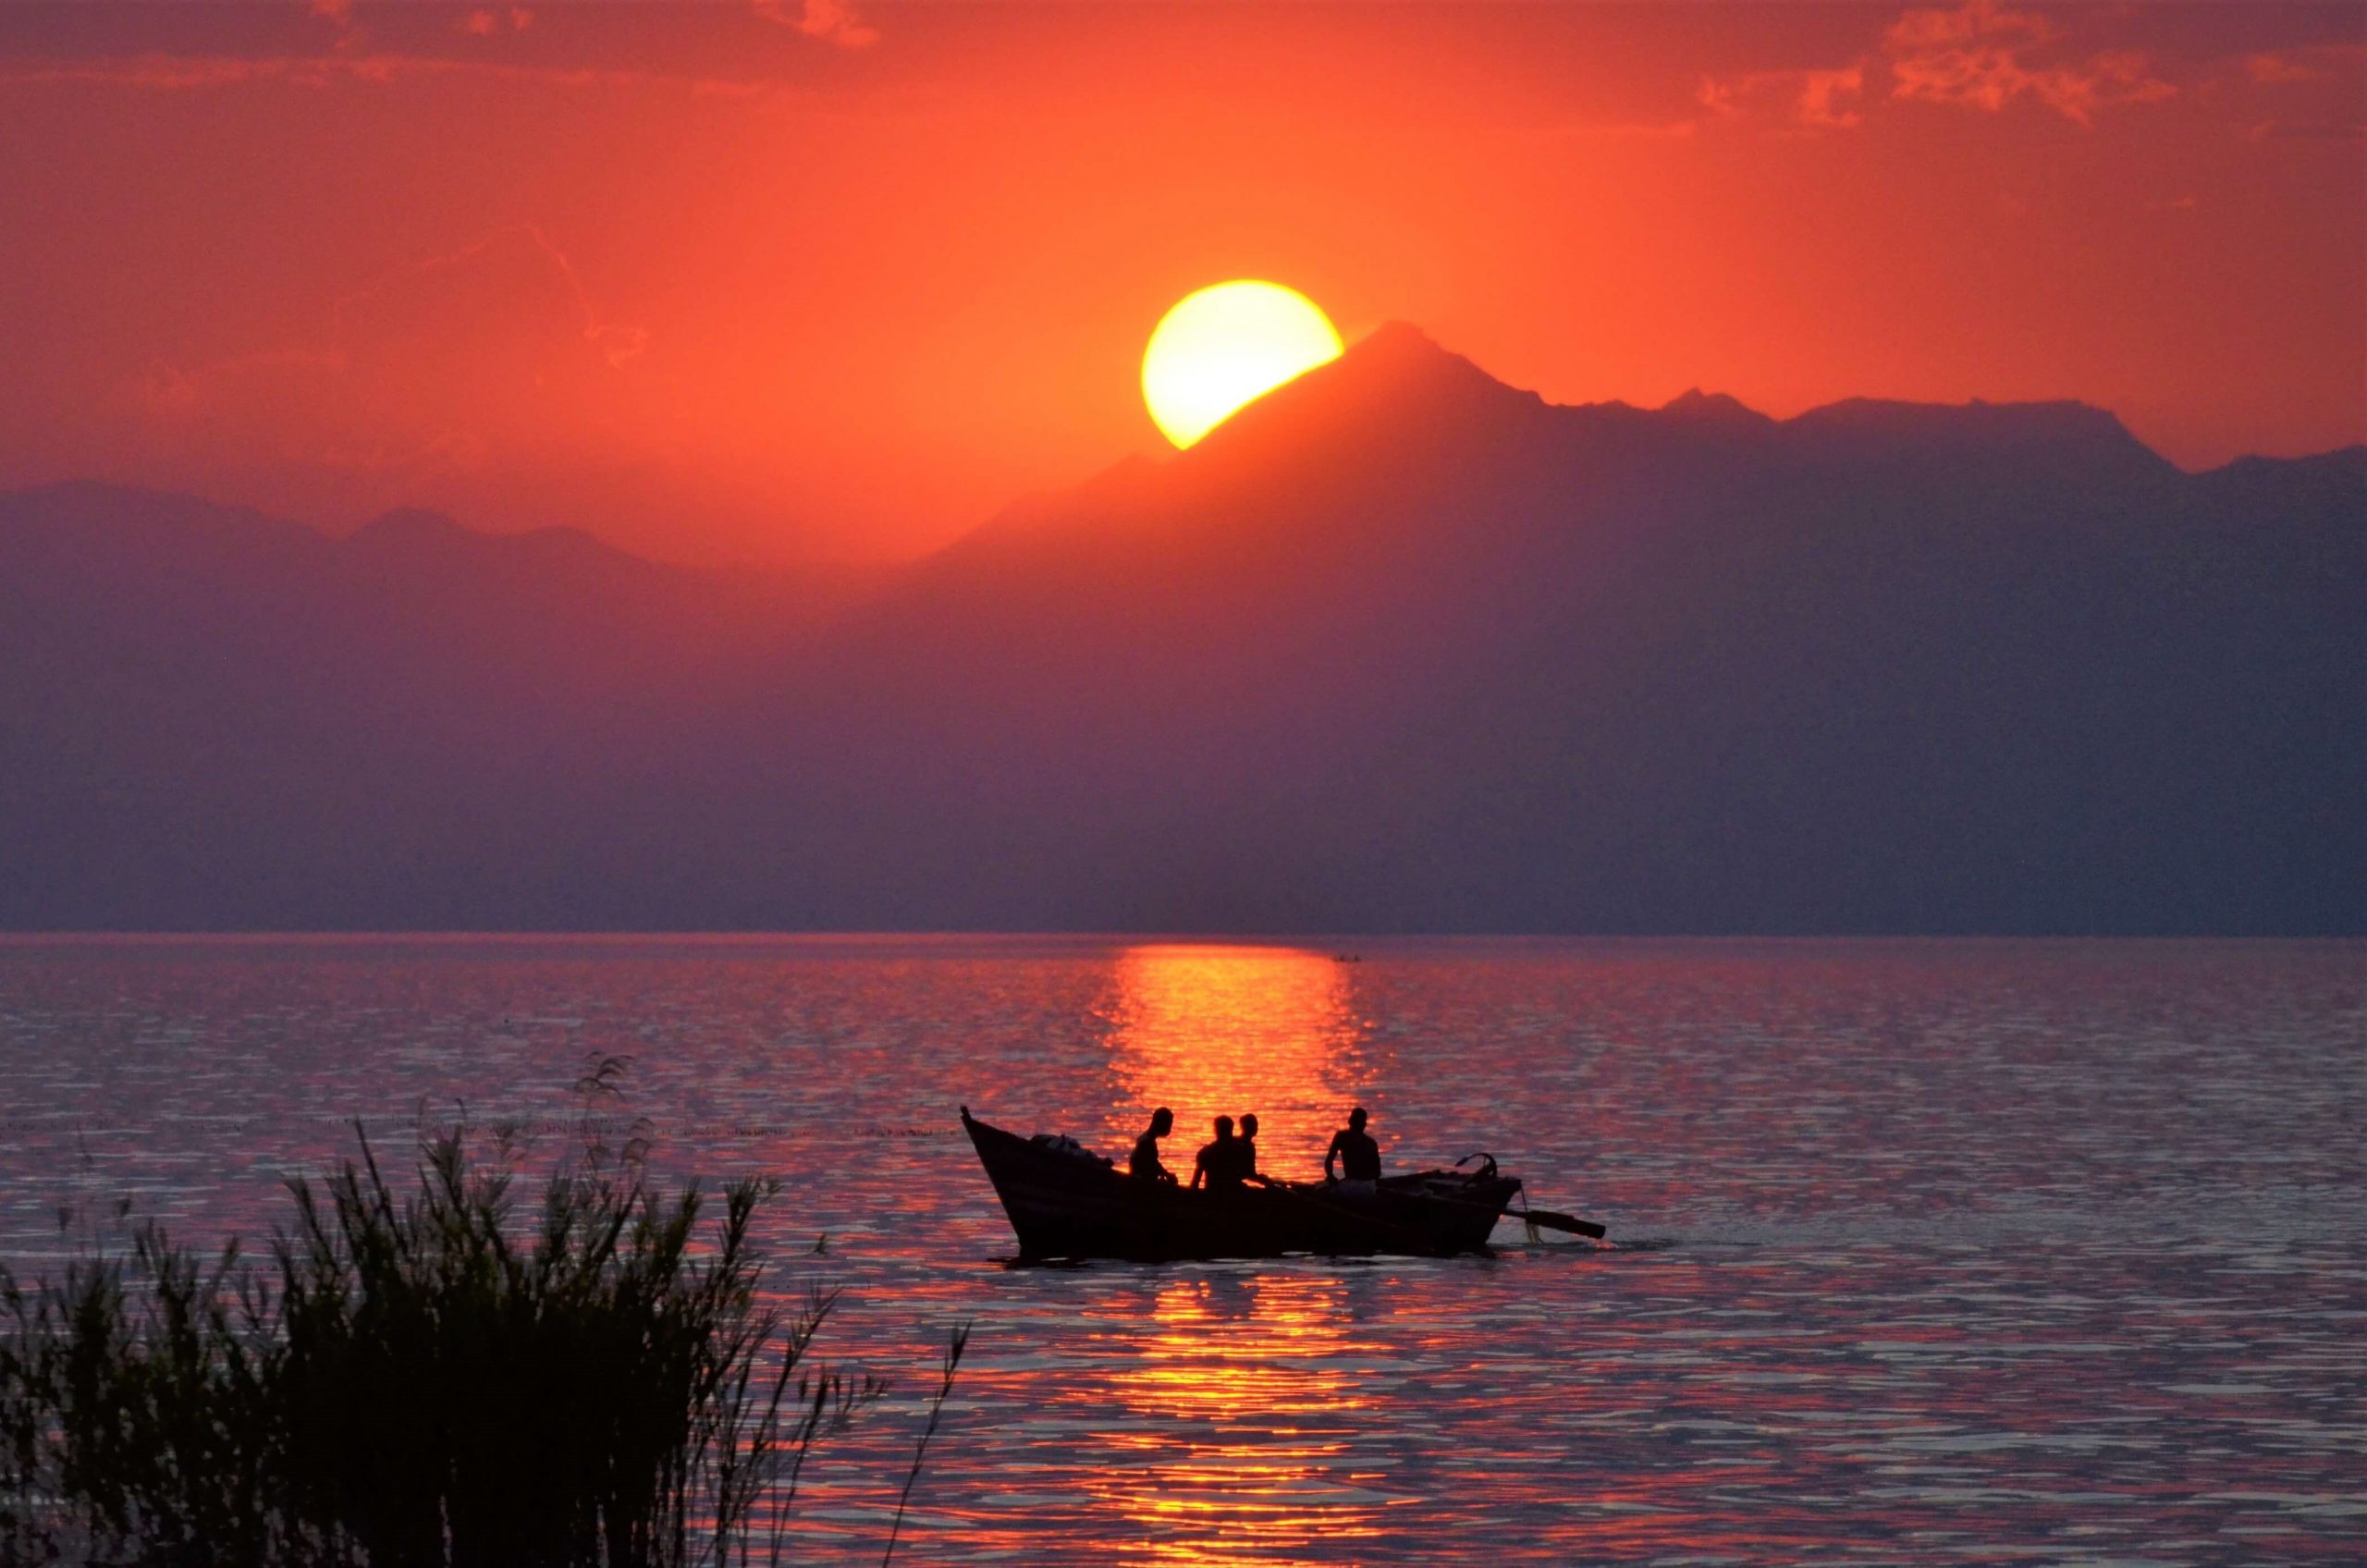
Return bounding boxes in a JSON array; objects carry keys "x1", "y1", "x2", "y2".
[{"x1": 3, "y1": 325, "x2": 2360, "y2": 933}]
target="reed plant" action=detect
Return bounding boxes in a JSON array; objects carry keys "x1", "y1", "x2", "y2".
[{"x1": 0, "y1": 1103, "x2": 946, "y2": 1567}]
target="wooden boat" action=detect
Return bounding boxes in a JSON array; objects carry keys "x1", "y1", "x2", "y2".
[{"x1": 960, "y1": 1107, "x2": 1530, "y2": 1261}]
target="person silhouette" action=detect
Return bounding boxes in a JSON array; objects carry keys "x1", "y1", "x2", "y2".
[
  {"x1": 1131, "y1": 1107, "x2": 1177, "y2": 1184},
  {"x1": 1191, "y1": 1115, "x2": 1242, "y2": 1191},
  {"x1": 1324, "y1": 1107, "x2": 1381, "y2": 1194},
  {"x1": 1236, "y1": 1111, "x2": 1270, "y2": 1186}
]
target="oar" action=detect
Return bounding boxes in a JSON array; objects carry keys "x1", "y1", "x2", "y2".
[
  {"x1": 1512, "y1": 1206, "x2": 1606, "y2": 1240},
  {"x1": 1409, "y1": 1189, "x2": 1611, "y2": 1241}
]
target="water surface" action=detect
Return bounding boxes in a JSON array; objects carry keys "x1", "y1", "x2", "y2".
[{"x1": 1, "y1": 937, "x2": 2360, "y2": 1562}]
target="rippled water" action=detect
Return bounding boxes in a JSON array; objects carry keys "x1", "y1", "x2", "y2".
[{"x1": 1, "y1": 937, "x2": 2361, "y2": 1563}]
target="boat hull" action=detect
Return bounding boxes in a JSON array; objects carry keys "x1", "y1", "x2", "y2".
[{"x1": 961, "y1": 1109, "x2": 1522, "y2": 1261}]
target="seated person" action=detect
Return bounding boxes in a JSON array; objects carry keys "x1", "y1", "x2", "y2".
[
  {"x1": 1234, "y1": 1111, "x2": 1275, "y2": 1186},
  {"x1": 1324, "y1": 1107, "x2": 1381, "y2": 1191},
  {"x1": 1131, "y1": 1107, "x2": 1178, "y2": 1184},
  {"x1": 1190, "y1": 1115, "x2": 1243, "y2": 1191}
]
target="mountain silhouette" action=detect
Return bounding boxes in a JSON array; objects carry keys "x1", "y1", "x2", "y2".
[{"x1": 3, "y1": 329, "x2": 2360, "y2": 933}]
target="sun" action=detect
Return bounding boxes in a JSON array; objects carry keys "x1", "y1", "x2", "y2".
[{"x1": 1142, "y1": 281, "x2": 1343, "y2": 448}]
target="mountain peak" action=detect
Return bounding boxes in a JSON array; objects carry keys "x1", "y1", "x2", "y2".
[
  {"x1": 1183, "y1": 319, "x2": 1541, "y2": 465},
  {"x1": 1345, "y1": 319, "x2": 1446, "y2": 361},
  {"x1": 1331, "y1": 320, "x2": 1511, "y2": 395},
  {"x1": 1658, "y1": 387, "x2": 1775, "y2": 429}
]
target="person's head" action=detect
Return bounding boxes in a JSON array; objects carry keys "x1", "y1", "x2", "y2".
[
  {"x1": 1149, "y1": 1107, "x2": 1173, "y2": 1136},
  {"x1": 1348, "y1": 1107, "x2": 1368, "y2": 1132},
  {"x1": 1213, "y1": 1114, "x2": 1234, "y2": 1140},
  {"x1": 1240, "y1": 1113, "x2": 1258, "y2": 1138}
]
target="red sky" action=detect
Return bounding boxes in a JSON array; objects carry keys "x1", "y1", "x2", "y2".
[{"x1": 2, "y1": 1, "x2": 2360, "y2": 564}]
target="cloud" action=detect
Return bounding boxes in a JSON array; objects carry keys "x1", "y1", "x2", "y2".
[
  {"x1": 125, "y1": 227, "x2": 647, "y2": 477},
  {"x1": 1699, "y1": 66, "x2": 1867, "y2": 130},
  {"x1": 753, "y1": 0, "x2": 877, "y2": 51},
  {"x1": 0, "y1": 50, "x2": 779, "y2": 98},
  {"x1": 309, "y1": 0, "x2": 371, "y2": 55},
  {"x1": 2244, "y1": 118, "x2": 2366, "y2": 143},
  {"x1": 1700, "y1": 0, "x2": 2177, "y2": 132},
  {"x1": 2245, "y1": 52, "x2": 2321, "y2": 85},
  {"x1": 1796, "y1": 67, "x2": 1870, "y2": 129},
  {"x1": 1884, "y1": 0, "x2": 2048, "y2": 55},
  {"x1": 2225, "y1": 43, "x2": 2366, "y2": 141},
  {"x1": 327, "y1": 225, "x2": 647, "y2": 370},
  {"x1": 460, "y1": 8, "x2": 533, "y2": 37},
  {"x1": 1883, "y1": 0, "x2": 2174, "y2": 124}
]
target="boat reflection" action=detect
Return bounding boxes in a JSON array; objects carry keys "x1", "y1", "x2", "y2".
[{"x1": 1098, "y1": 944, "x2": 1369, "y2": 1183}]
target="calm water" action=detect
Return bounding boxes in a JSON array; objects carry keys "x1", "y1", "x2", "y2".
[{"x1": 0, "y1": 937, "x2": 2361, "y2": 1563}]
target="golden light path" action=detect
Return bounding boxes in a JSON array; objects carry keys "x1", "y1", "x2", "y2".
[
  {"x1": 1098, "y1": 943, "x2": 1367, "y2": 1180},
  {"x1": 1141, "y1": 281, "x2": 1344, "y2": 448},
  {"x1": 1079, "y1": 945, "x2": 1392, "y2": 1563}
]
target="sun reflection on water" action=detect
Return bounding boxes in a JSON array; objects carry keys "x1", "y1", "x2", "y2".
[
  {"x1": 1073, "y1": 1270, "x2": 1390, "y2": 1565},
  {"x1": 1098, "y1": 944, "x2": 1369, "y2": 1182},
  {"x1": 1070, "y1": 947, "x2": 1395, "y2": 1562}
]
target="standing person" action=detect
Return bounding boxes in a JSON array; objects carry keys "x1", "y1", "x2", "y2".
[
  {"x1": 1131, "y1": 1107, "x2": 1178, "y2": 1184},
  {"x1": 1191, "y1": 1115, "x2": 1242, "y2": 1191},
  {"x1": 1324, "y1": 1107, "x2": 1381, "y2": 1194}
]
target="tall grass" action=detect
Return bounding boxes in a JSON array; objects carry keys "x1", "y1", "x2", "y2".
[{"x1": 0, "y1": 1108, "x2": 952, "y2": 1567}]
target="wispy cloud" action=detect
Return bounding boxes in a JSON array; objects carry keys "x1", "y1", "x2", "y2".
[
  {"x1": 1699, "y1": 66, "x2": 1866, "y2": 130},
  {"x1": 126, "y1": 227, "x2": 648, "y2": 476},
  {"x1": 2222, "y1": 43, "x2": 2365, "y2": 142},
  {"x1": 2245, "y1": 52, "x2": 2321, "y2": 85},
  {"x1": 1699, "y1": 0, "x2": 2177, "y2": 133},
  {"x1": 460, "y1": 8, "x2": 533, "y2": 39},
  {"x1": 1, "y1": 3, "x2": 859, "y2": 96},
  {"x1": 327, "y1": 225, "x2": 647, "y2": 369},
  {"x1": 308, "y1": 0, "x2": 371, "y2": 55},
  {"x1": 2244, "y1": 118, "x2": 2366, "y2": 143},
  {"x1": 0, "y1": 49, "x2": 782, "y2": 98},
  {"x1": 753, "y1": 0, "x2": 877, "y2": 51},
  {"x1": 1883, "y1": 0, "x2": 2172, "y2": 125}
]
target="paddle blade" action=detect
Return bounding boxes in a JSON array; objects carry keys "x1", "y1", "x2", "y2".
[{"x1": 1520, "y1": 1207, "x2": 1606, "y2": 1239}]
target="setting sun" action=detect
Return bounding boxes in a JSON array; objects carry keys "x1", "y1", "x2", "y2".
[{"x1": 1141, "y1": 281, "x2": 1344, "y2": 448}]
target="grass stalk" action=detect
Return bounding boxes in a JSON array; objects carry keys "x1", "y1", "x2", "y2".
[
  {"x1": 0, "y1": 1108, "x2": 947, "y2": 1568},
  {"x1": 878, "y1": 1321, "x2": 972, "y2": 1568}
]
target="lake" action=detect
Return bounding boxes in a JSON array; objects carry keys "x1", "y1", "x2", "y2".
[{"x1": 1, "y1": 936, "x2": 2360, "y2": 1563}]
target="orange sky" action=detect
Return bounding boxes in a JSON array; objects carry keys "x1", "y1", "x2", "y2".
[{"x1": 1, "y1": 1, "x2": 2360, "y2": 563}]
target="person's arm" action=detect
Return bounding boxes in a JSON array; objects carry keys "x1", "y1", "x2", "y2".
[
  {"x1": 1323, "y1": 1133, "x2": 1341, "y2": 1182},
  {"x1": 1189, "y1": 1153, "x2": 1205, "y2": 1191}
]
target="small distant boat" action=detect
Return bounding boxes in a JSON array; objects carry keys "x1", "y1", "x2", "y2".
[{"x1": 960, "y1": 1108, "x2": 1598, "y2": 1262}]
